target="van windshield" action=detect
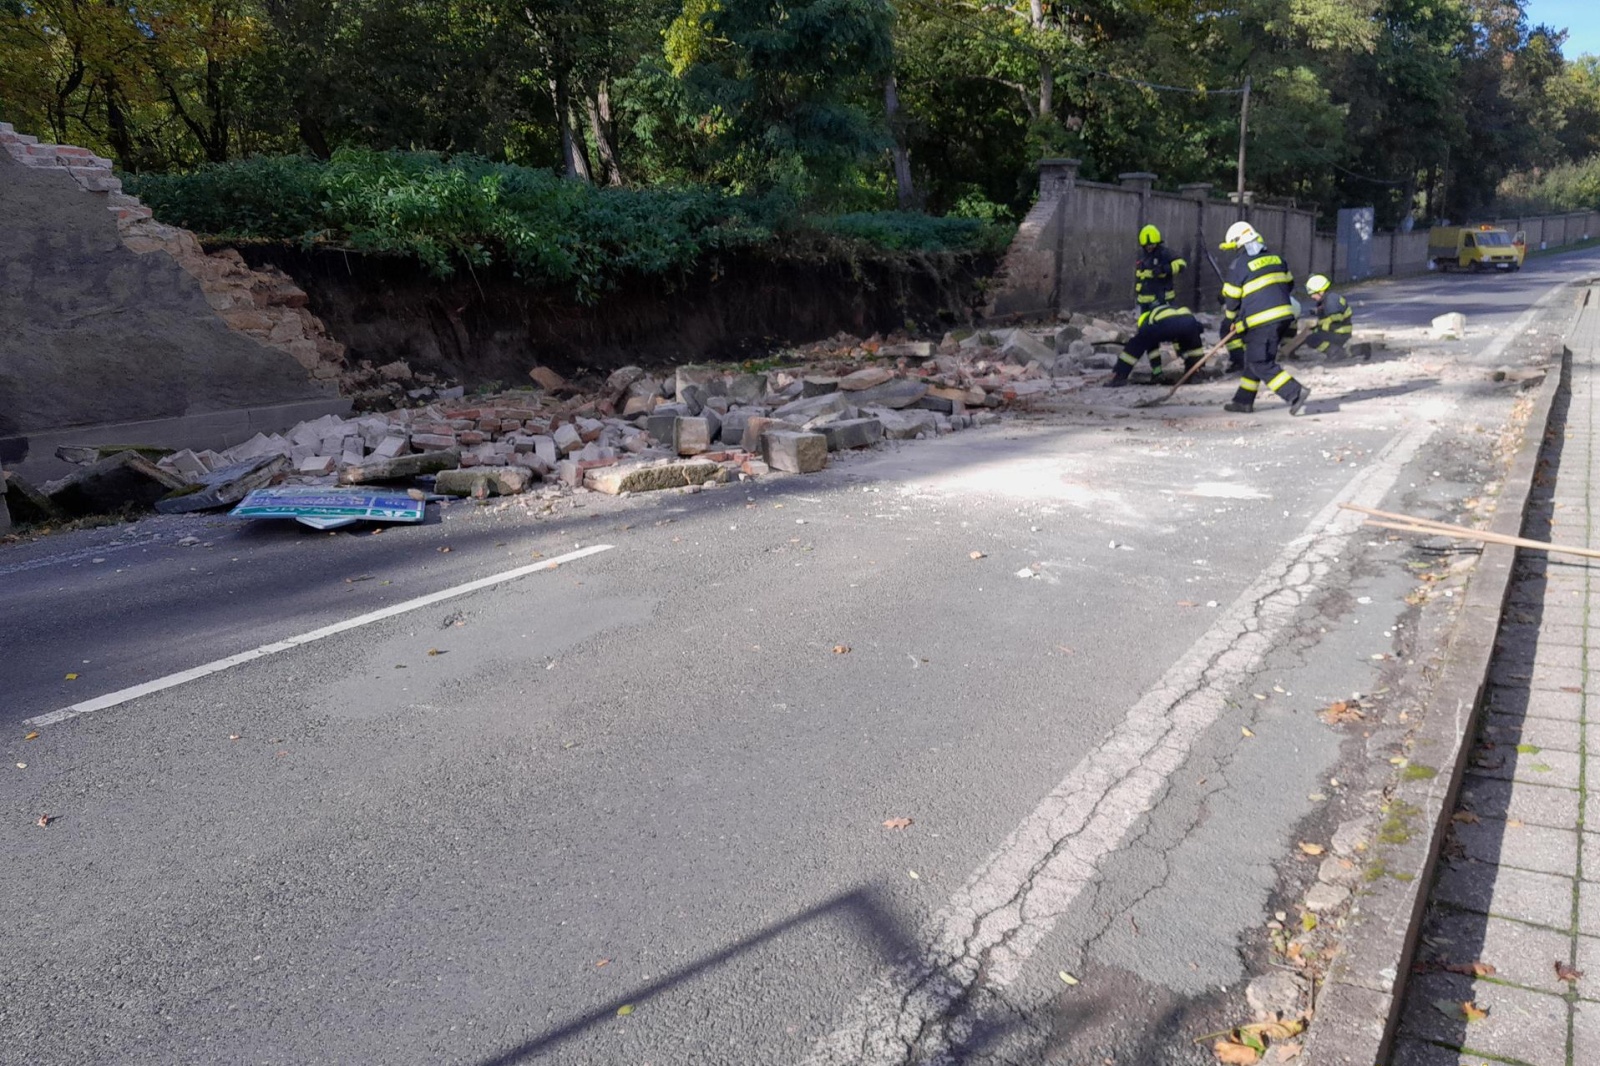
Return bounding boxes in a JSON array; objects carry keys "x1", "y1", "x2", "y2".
[{"x1": 1477, "y1": 231, "x2": 1512, "y2": 246}]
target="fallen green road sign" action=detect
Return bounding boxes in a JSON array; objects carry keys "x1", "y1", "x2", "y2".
[{"x1": 230, "y1": 486, "x2": 426, "y2": 530}]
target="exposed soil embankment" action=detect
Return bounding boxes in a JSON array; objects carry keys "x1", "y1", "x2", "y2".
[{"x1": 231, "y1": 244, "x2": 994, "y2": 387}]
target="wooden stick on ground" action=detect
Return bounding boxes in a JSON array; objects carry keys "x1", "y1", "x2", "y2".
[{"x1": 1339, "y1": 503, "x2": 1600, "y2": 561}]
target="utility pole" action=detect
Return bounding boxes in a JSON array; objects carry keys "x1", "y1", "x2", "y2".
[{"x1": 1235, "y1": 76, "x2": 1251, "y2": 209}]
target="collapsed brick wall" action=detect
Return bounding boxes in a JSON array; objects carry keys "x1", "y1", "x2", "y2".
[{"x1": 0, "y1": 122, "x2": 347, "y2": 383}]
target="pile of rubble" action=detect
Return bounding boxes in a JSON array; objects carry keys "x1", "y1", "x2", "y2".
[{"x1": 0, "y1": 315, "x2": 1152, "y2": 531}]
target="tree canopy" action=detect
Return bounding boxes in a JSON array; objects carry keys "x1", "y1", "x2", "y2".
[{"x1": 3, "y1": 0, "x2": 1599, "y2": 224}]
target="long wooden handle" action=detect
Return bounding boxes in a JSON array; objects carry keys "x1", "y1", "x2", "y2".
[
  {"x1": 1138, "y1": 328, "x2": 1240, "y2": 406},
  {"x1": 1342, "y1": 504, "x2": 1600, "y2": 561}
]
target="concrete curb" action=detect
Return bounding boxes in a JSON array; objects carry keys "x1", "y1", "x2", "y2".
[{"x1": 1301, "y1": 293, "x2": 1585, "y2": 1065}]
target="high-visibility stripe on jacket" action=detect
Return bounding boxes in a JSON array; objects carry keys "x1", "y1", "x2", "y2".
[
  {"x1": 1135, "y1": 246, "x2": 1187, "y2": 307},
  {"x1": 1137, "y1": 303, "x2": 1194, "y2": 329},
  {"x1": 1220, "y1": 249, "x2": 1294, "y2": 333},
  {"x1": 1315, "y1": 293, "x2": 1353, "y2": 335}
]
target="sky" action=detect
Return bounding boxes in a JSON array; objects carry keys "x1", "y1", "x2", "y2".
[{"x1": 1527, "y1": 0, "x2": 1600, "y2": 58}]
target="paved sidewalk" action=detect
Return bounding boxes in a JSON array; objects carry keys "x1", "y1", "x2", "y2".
[{"x1": 1391, "y1": 288, "x2": 1600, "y2": 1065}]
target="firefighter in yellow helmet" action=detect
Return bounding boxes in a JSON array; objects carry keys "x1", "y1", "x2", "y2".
[
  {"x1": 1218, "y1": 221, "x2": 1310, "y2": 416},
  {"x1": 1135, "y1": 224, "x2": 1187, "y2": 312},
  {"x1": 1303, "y1": 274, "x2": 1353, "y2": 355},
  {"x1": 1107, "y1": 303, "x2": 1205, "y2": 387}
]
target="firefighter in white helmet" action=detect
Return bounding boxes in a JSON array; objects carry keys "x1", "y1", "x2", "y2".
[{"x1": 1218, "y1": 221, "x2": 1310, "y2": 416}]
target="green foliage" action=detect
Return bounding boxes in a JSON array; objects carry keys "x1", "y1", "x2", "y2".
[
  {"x1": 126, "y1": 150, "x2": 1002, "y2": 298},
  {"x1": 1497, "y1": 155, "x2": 1600, "y2": 212}
]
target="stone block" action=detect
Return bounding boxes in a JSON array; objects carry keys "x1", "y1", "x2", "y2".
[
  {"x1": 297, "y1": 455, "x2": 336, "y2": 475},
  {"x1": 2, "y1": 470, "x2": 58, "y2": 524},
  {"x1": 339, "y1": 449, "x2": 462, "y2": 485},
  {"x1": 411, "y1": 432, "x2": 457, "y2": 451},
  {"x1": 585, "y1": 460, "x2": 728, "y2": 494},
  {"x1": 727, "y1": 374, "x2": 767, "y2": 405},
  {"x1": 839, "y1": 367, "x2": 894, "y2": 391},
  {"x1": 702, "y1": 408, "x2": 723, "y2": 446},
  {"x1": 645, "y1": 413, "x2": 678, "y2": 444},
  {"x1": 998, "y1": 330, "x2": 1055, "y2": 364},
  {"x1": 869, "y1": 407, "x2": 938, "y2": 440},
  {"x1": 553, "y1": 423, "x2": 584, "y2": 454},
  {"x1": 848, "y1": 380, "x2": 929, "y2": 409},
  {"x1": 819, "y1": 418, "x2": 883, "y2": 451},
  {"x1": 741, "y1": 416, "x2": 799, "y2": 453},
  {"x1": 45, "y1": 450, "x2": 189, "y2": 516},
  {"x1": 720, "y1": 408, "x2": 757, "y2": 445},
  {"x1": 675, "y1": 364, "x2": 725, "y2": 402},
  {"x1": 161, "y1": 449, "x2": 209, "y2": 479},
  {"x1": 605, "y1": 366, "x2": 645, "y2": 396},
  {"x1": 1429, "y1": 312, "x2": 1466, "y2": 340},
  {"x1": 374, "y1": 436, "x2": 409, "y2": 459},
  {"x1": 529, "y1": 366, "x2": 566, "y2": 390},
  {"x1": 762, "y1": 431, "x2": 827, "y2": 474},
  {"x1": 434, "y1": 466, "x2": 533, "y2": 498},
  {"x1": 772, "y1": 392, "x2": 851, "y2": 422},
  {"x1": 801, "y1": 376, "x2": 840, "y2": 397},
  {"x1": 156, "y1": 455, "x2": 290, "y2": 514},
  {"x1": 674, "y1": 417, "x2": 712, "y2": 456}
]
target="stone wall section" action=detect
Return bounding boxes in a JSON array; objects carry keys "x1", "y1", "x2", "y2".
[{"x1": 0, "y1": 122, "x2": 346, "y2": 384}]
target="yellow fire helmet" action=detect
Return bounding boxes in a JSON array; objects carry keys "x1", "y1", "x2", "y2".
[
  {"x1": 1138, "y1": 224, "x2": 1162, "y2": 247},
  {"x1": 1305, "y1": 274, "x2": 1331, "y2": 296}
]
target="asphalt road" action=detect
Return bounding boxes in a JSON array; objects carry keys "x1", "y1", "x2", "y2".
[{"x1": 3, "y1": 248, "x2": 1598, "y2": 1066}]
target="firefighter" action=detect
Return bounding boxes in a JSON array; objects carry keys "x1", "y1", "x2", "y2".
[
  {"x1": 1107, "y1": 303, "x2": 1205, "y2": 388},
  {"x1": 1135, "y1": 225, "x2": 1187, "y2": 311},
  {"x1": 1218, "y1": 221, "x2": 1311, "y2": 416},
  {"x1": 1303, "y1": 274, "x2": 1353, "y2": 354}
]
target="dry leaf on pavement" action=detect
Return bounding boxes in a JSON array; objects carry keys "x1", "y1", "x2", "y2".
[
  {"x1": 1297, "y1": 842, "x2": 1325, "y2": 856},
  {"x1": 969, "y1": 551, "x2": 986, "y2": 560},
  {"x1": 1319, "y1": 699, "x2": 1364, "y2": 724},
  {"x1": 882, "y1": 818, "x2": 913, "y2": 830},
  {"x1": 1556, "y1": 961, "x2": 1584, "y2": 983},
  {"x1": 1272, "y1": 1044, "x2": 1302, "y2": 1062},
  {"x1": 1462, "y1": 1001, "x2": 1488, "y2": 1022},
  {"x1": 1452, "y1": 810, "x2": 1480, "y2": 824},
  {"x1": 616, "y1": 1004, "x2": 633, "y2": 1016},
  {"x1": 596, "y1": 958, "x2": 610, "y2": 968},
  {"x1": 1241, "y1": 727, "x2": 1255, "y2": 738},
  {"x1": 1442, "y1": 961, "x2": 1496, "y2": 977},
  {"x1": 23, "y1": 732, "x2": 39, "y2": 741},
  {"x1": 35, "y1": 814, "x2": 51, "y2": 828},
  {"x1": 1212, "y1": 1039, "x2": 1260, "y2": 1065},
  {"x1": 1058, "y1": 971, "x2": 1079, "y2": 985},
  {"x1": 833, "y1": 645, "x2": 851, "y2": 654}
]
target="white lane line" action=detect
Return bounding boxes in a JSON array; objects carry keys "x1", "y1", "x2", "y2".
[
  {"x1": 24, "y1": 544, "x2": 614, "y2": 729},
  {"x1": 804, "y1": 419, "x2": 1438, "y2": 1065}
]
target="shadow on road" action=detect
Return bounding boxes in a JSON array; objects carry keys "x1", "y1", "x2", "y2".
[{"x1": 472, "y1": 885, "x2": 918, "y2": 1066}]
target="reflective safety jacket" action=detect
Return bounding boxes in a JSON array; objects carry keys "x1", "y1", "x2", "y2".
[
  {"x1": 1137, "y1": 303, "x2": 1196, "y2": 329},
  {"x1": 1221, "y1": 248, "x2": 1295, "y2": 335},
  {"x1": 1135, "y1": 246, "x2": 1187, "y2": 307},
  {"x1": 1313, "y1": 292, "x2": 1353, "y2": 335}
]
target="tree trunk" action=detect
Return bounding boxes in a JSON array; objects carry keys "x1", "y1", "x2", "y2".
[
  {"x1": 100, "y1": 78, "x2": 137, "y2": 171},
  {"x1": 1029, "y1": 0, "x2": 1052, "y2": 120},
  {"x1": 550, "y1": 72, "x2": 590, "y2": 182},
  {"x1": 585, "y1": 85, "x2": 623, "y2": 186},
  {"x1": 298, "y1": 111, "x2": 332, "y2": 159},
  {"x1": 884, "y1": 73, "x2": 915, "y2": 210}
]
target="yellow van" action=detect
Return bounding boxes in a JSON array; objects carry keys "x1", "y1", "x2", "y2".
[{"x1": 1428, "y1": 225, "x2": 1522, "y2": 272}]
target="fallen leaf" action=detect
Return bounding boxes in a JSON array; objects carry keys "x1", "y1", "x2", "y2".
[
  {"x1": 35, "y1": 814, "x2": 51, "y2": 828},
  {"x1": 427, "y1": 648, "x2": 444, "y2": 656},
  {"x1": 1058, "y1": 971, "x2": 1079, "y2": 986},
  {"x1": 1320, "y1": 699, "x2": 1365, "y2": 724},
  {"x1": 1297, "y1": 842, "x2": 1325, "y2": 856},
  {"x1": 1452, "y1": 810, "x2": 1480, "y2": 824},
  {"x1": 1177, "y1": 600, "x2": 1198, "y2": 607},
  {"x1": 1462, "y1": 1001, "x2": 1488, "y2": 1022},
  {"x1": 407, "y1": 488, "x2": 427, "y2": 501},
  {"x1": 1516, "y1": 743, "x2": 1541, "y2": 754},
  {"x1": 228, "y1": 734, "x2": 240, "y2": 741},
  {"x1": 908, "y1": 869, "x2": 920, "y2": 880},
  {"x1": 1442, "y1": 961, "x2": 1496, "y2": 977},
  {"x1": 1285, "y1": 942, "x2": 1305, "y2": 965},
  {"x1": 833, "y1": 645, "x2": 852, "y2": 654},
  {"x1": 1506, "y1": 818, "x2": 1525, "y2": 828},
  {"x1": 882, "y1": 817, "x2": 914, "y2": 830},
  {"x1": 1272, "y1": 1043, "x2": 1302, "y2": 1062},
  {"x1": 23, "y1": 732, "x2": 39, "y2": 741},
  {"x1": 1241, "y1": 727, "x2": 1255, "y2": 738},
  {"x1": 1561, "y1": 686, "x2": 1582, "y2": 693},
  {"x1": 1212, "y1": 1039, "x2": 1261, "y2": 1065},
  {"x1": 616, "y1": 1004, "x2": 633, "y2": 1016},
  {"x1": 16, "y1": 763, "x2": 26, "y2": 769},
  {"x1": 64, "y1": 673, "x2": 78, "y2": 681},
  {"x1": 1556, "y1": 960, "x2": 1583, "y2": 983},
  {"x1": 969, "y1": 551, "x2": 986, "y2": 560},
  {"x1": 596, "y1": 958, "x2": 610, "y2": 968},
  {"x1": 438, "y1": 546, "x2": 452, "y2": 553},
  {"x1": 1301, "y1": 912, "x2": 1318, "y2": 932}
]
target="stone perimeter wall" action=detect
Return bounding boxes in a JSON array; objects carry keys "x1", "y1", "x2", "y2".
[{"x1": 0, "y1": 122, "x2": 348, "y2": 385}]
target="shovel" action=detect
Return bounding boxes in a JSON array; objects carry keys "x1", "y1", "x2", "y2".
[{"x1": 1132, "y1": 328, "x2": 1240, "y2": 408}]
